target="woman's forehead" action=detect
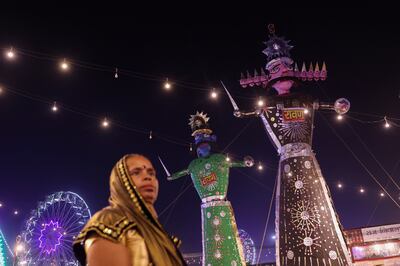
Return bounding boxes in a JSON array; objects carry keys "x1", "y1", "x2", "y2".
[{"x1": 126, "y1": 156, "x2": 154, "y2": 169}]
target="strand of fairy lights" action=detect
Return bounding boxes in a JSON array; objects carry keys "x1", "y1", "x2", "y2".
[
  {"x1": 2, "y1": 46, "x2": 398, "y2": 127},
  {"x1": 1, "y1": 46, "x2": 256, "y2": 101},
  {"x1": 1, "y1": 46, "x2": 399, "y2": 204}
]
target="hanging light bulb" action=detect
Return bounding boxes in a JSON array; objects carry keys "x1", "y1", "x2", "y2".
[
  {"x1": 51, "y1": 102, "x2": 58, "y2": 112},
  {"x1": 0, "y1": 202, "x2": 3, "y2": 207},
  {"x1": 102, "y1": 118, "x2": 109, "y2": 128},
  {"x1": 257, "y1": 163, "x2": 263, "y2": 171},
  {"x1": 0, "y1": 86, "x2": 3, "y2": 95},
  {"x1": 164, "y1": 78, "x2": 171, "y2": 90},
  {"x1": 337, "y1": 182, "x2": 343, "y2": 189},
  {"x1": 225, "y1": 154, "x2": 231, "y2": 162},
  {"x1": 337, "y1": 114, "x2": 343, "y2": 121},
  {"x1": 210, "y1": 88, "x2": 218, "y2": 99},
  {"x1": 189, "y1": 143, "x2": 193, "y2": 152},
  {"x1": 304, "y1": 108, "x2": 309, "y2": 114},
  {"x1": 6, "y1": 47, "x2": 15, "y2": 59},
  {"x1": 149, "y1": 131, "x2": 153, "y2": 139},
  {"x1": 14, "y1": 210, "x2": 19, "y2": 215},
  {"x1": 359, "y1": 188, "x2": 365, "y2": 193},
  {"x1": 257, "y1": 97, "x2": 265, "y2": 107},
  {"x1": 60, "y1": 58, "x2": 69, "y2": 71},
  {"x1": 114, "y1": 67, "x2": 118, "y2": 79},
  {"x1": 384, "y1": 116, "x2": 390, "y2": 128},
  {"x1": 380, "y1": 192, "x2": 385, "y2": 197}
]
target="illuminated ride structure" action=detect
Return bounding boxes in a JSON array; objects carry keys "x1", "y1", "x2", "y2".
[
  {"x1": 17, "y1": 191, "x2": 91, "y2": 265},
  {"x1": 0, "y1": 227, "x2": 14, "y2": 265}
]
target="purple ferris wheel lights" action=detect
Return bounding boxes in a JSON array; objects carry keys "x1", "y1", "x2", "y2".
[{"x1": 38, "y1": 220, "x2": 63, "y2": 255}]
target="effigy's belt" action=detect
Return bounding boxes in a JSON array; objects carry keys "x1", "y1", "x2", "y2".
[
  {"x1": 201, "y1": 198, "x2": 230, "y2": 208},
  {"x1": 201, "y1": 195, "x2": 226, "y2": 204},
  {"x1": 279, "y1": 142, "x2": 313, "y2": 161}
]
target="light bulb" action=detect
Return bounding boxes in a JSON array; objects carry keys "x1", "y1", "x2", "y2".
[
  {"x1": 164, "y1": 78, "x2": 171, "y2": 90},
  {"x1": 102, "y1": 118, "x2": 109, "y2": 128},
  {"x1": 52, "y1": 102, "x2": 58, "y2": 112},
  {"x1": 6, "y1": 47, "x2": 15, "y2": 59},
  {"x1": 60, "y1": 58, "x2": 69, "y2": 71},
  {"x1": 210, "y1": 88, "x2": 218, "y2": 99}
]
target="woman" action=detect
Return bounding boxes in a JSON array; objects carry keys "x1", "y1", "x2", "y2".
[{"x1": 73, "y1": 154, "x2": 186, "y2": 266}]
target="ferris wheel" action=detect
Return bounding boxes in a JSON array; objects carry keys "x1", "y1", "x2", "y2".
[
  {"x1": 239, "y1": 229, "x2": 256, "y2": 265},
  {"x1": 0, "y1": 227, "x2": 14, "y2": 265},
  {"x1": 18, "y1": 191, "x2": 91, "y2": 266}
]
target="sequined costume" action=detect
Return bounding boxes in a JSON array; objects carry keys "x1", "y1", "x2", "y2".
[
  {"x1": 73, "y1": 155, "x2": 186, "y2": 266},
  {"x1": 261, "y1": 95, "x2": 352, "y2": 266},
  {"x1": 166, "y1": 112, "x2": 253, "y2": 266}
]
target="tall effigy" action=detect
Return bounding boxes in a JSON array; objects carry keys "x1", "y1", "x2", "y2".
[
  {"x1": 161, "y1": 111, "x2": 254, "y2": 266},
  {"x1": 224, "y1": 24, "x2": 353, "y2": 265}
]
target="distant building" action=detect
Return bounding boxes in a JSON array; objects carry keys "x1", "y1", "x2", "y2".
[{"x1": 344, "y1": 223, "x2": 400, "y2": 265}]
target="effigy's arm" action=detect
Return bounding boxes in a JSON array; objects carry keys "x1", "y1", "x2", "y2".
[
  {"x1": 229, "y1": 156, "x2": 254, "y2": 168},
  {"x1": 167, "y1": 169, "x2": 190, "y2": 181},
  {"x1": 221, "y1": 81, "x2": 266, "y2": 118},
  {"x1": 233, "y1": 109, "x2": 263, "y2": 118}
]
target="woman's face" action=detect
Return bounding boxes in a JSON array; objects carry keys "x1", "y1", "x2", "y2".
[{"x1": 126, "y1": 155, "x2": 159, "y2": 205}]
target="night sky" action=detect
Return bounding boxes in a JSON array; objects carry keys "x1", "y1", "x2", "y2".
[{"x1": 1, "y1": 7, "x2": 399, "y2": 255}]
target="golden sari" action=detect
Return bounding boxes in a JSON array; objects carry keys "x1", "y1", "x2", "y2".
[{"x1": 73, "y1": 155, "x2": 186, "y2": 266}]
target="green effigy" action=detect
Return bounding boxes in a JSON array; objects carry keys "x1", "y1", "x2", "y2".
[{"x1": 166, "y1": 111, "x2": 254, "y2": 266}]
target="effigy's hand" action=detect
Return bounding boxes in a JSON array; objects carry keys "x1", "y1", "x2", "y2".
[
  {"x1": 333, "y1": 98, "x2": 351, "y2": 115},
  {"x1": 233, "y1": 110, "x2": 242, "y2": 117},
  {"x1": 244, "y1": 156, "x2": 254, "y2": 167}
]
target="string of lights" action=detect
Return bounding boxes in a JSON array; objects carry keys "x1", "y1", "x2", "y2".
[
  {"x1": 0, "y1": 201, "x2": 20, "y2": 217},
  {"x1": 0, "y1": 82, "x2": 270, "y2": 173},
  {"x1": 2, "y1": 45, "x2": 399, "y2": 128},
  {"x1": 346, "y1": 121, "x2": 400, "y2": 191},
  {"x1": 319, "y1": 113, "x2": 400, "y2": 209},
  {"x1": 319, "y1": 111, "x2": 400, "y2": 192},
  {"x1": 2, "y1": 44, "x2": 399, "y2": 214},
  {"x1": 1, "y1": 45, "x2": 256, "y2": 100},
  {"x1": 326, "y1": 179, "x2": 398, "y2": 199}
]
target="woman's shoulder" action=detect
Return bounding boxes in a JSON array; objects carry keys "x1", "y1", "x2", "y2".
[
  {"x1": 75, "y1": 207, "x2": 137, "y2": 244},
  {"x1": 73, "y1": 207, "x2": 138, "y2": 265}
]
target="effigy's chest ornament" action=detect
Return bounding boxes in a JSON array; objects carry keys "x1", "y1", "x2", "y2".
[{"x1": 222, "y1": 24, "x2": 353, "y2": 266}]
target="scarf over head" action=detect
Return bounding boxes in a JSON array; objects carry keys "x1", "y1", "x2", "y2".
[{"x1": 73, "y1": 154, "x2": 186, "y2": 266}]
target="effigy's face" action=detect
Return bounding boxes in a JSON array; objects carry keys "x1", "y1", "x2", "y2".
[
  {"x1": 267, "y1": 58, "x2": 293, "y2": 80},
  {"x1": 267, "y1": 58, "x2": 295, "y2": 94},
  {"x1": 197, "y1": 143, "x2": 211, "y2": 158}
]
